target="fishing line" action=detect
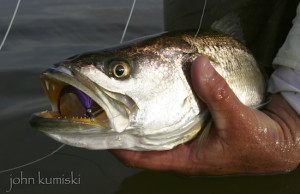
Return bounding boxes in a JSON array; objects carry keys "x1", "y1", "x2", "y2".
[
  {"x1": 120, "y1": 0, "x2": 136, "y2": 43},
  {"x1": 190, "y1": 0, "x2": 207, "y2": 50},
  {"x1": 0, "y1": 0, "x2": 21, "y2": 51},
  {"x1": 0, "y1": 144, "x2": 65, "y2": 174},
  {"x1": 0, "y1": 0, "x2": 136, "y2": 174},
  {"x1": 181, "y1": 0, "x2": 207, "y2": 66}
]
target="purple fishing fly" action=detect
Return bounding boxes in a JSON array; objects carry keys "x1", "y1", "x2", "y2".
[{"x1": 58, "y1": 85, "x2": 94, "y2": 122}]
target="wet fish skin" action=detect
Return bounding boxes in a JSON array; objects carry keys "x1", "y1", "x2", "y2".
[
  {"x1": 30, "y1": 30, "x2": 266, "y2": 150},
  {"x1": 73, "y1": 30, "x2": 264, "y2": 106}
]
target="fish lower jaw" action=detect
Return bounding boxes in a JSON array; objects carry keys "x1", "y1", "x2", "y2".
[
  {"x1": 39, "y1": 110, "x2": 93, "y2": 121},
  {"x1": 33, "y1": 109, "x2": 110, "y2": 128}
]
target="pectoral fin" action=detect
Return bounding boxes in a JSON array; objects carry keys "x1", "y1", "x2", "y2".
[{"x1": 196, "y1": 118, "x2": 213, "y2": 158}]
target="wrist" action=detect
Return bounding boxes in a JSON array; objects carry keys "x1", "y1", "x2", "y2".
[{"x1": 263, "y1": 93, "x2": 300, "y2": 169}]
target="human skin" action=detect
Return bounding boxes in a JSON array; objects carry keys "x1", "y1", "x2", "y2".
[{"x1": 110, "y1": 56, "x2": 300, "y2": 175}]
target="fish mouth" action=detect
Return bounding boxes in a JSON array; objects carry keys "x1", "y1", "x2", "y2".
[
  {"x1": 31, "y1": 76, "x2": 110, "y2": 130},
  {"x1": 30, "y1": 65, "x2": 130, "y2": 134}
]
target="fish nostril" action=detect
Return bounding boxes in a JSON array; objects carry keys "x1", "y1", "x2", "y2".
[{"x1": 48, "y1": 64, "x2": 74, "y2": 76}]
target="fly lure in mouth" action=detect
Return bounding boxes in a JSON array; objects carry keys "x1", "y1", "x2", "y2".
[
  {"x1": 58, "y1": 85, "x2": 94, "y2": 122},
  {"x1": 40, "y1": 76, "x2": 107, "y2": 125}
]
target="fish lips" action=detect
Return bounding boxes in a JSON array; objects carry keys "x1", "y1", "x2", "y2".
[{"x1": 30, "y1": 113, "x2": 101, "y2": 132}]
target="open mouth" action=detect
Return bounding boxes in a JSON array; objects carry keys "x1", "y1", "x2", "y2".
[{"x1": 35, "y1": 75, "x2": 110, "y2": 129}]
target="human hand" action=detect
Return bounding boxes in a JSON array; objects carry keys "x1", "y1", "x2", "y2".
[{"x1": 110, "y1": 56, "x2": 300, "y2": 175}]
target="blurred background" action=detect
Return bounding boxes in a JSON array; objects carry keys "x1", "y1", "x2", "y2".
[{"x1": 0, "y1": 0, "x2": 299, "y2": 193}]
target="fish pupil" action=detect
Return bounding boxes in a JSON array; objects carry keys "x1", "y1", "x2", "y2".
[{"x1": 115, "y1": 64, "x2": 125, "y2": 76}]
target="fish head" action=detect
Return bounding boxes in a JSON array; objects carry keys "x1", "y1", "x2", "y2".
[{"x1": 30, "y1": 34, "x2": 207, "y2": 150}]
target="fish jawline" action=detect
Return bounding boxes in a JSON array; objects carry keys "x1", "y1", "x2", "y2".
[{"x1": 36, "y1": 111, "x2": 209, "y2": 151}]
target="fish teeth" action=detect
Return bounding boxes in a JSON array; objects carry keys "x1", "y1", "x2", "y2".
[{"x1": 45, "y1": 81, "x2": 49, "y2": 90}]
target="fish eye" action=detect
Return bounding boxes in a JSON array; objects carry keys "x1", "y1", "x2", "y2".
[{"x1": 109, "y1": 60, "x2": 130, "y2": 79}]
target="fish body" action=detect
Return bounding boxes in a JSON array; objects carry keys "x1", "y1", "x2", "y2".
[{"x1": 30, "y1": 30, "x2": 266, "y2": 150}]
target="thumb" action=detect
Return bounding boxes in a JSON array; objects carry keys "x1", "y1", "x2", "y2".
[{"x1": 191, "y1": 56, "x2": 248, "y2": 131}]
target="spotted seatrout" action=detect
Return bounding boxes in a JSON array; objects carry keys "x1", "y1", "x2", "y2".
[{"x1": 30, "y1": 30, "x2": 266, "y2": 150}]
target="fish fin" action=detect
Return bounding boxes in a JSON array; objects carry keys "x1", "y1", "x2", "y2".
[
  {"x1": 196, "y1": 118, "x2": 213, "y2": 158},
  {"x1": 251, "y1": 98, "x2": 272, "y2": 110},
  {"x1": 211, "y1": 13, "x2": 245, "y2": 44}
]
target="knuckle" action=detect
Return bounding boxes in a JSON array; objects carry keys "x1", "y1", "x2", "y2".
[
  {"x1": 122, "y1": 159, "x2": 137, "y2": 168},
  {"x1": 210, "y1": 79, "x2": 231, "y2": 103}
]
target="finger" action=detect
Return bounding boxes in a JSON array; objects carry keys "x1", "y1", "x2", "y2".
[
  {"x1": 191, "y1": 56, "x2": 249, "y2": 131},
  {"x1": 109, "y1": 144, "x2": 192, "y2": 172}
]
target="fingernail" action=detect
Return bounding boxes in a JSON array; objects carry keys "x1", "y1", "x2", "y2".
[{"x1": 200, "y1": 58, "x2": 214, "y2": 80}]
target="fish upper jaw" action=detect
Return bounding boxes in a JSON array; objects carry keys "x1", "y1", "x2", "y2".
[{"x1": 30, "y1": 64, "x2": 132, "y2": 134}]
